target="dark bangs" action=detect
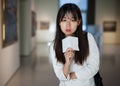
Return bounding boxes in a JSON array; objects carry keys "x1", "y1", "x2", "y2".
[{"x1": 58, "y1": 3, "x2": 81, "y2": 22}]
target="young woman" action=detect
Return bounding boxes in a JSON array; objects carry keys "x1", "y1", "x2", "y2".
[{"x1": 50, "y1": 3, "x2": 100, "y2": 86}]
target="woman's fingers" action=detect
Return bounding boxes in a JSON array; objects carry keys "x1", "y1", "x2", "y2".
[
  {"x1": 64, "y1": 48, "x2": 75, "y2": 60},
  {"x1": 66, "y1": 48, "x2": 74, "y2": 53}
]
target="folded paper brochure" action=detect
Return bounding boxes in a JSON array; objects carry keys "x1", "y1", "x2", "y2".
[{"x1": 62, "y1": 36, "x2": 79, "y2": 53}]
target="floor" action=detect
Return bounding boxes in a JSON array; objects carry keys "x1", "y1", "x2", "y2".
[
  {"x1": 5, "y1": 43, "x2": 120, "y2": 86},
  {"x1": 100, "y1": 45, "x2": 120, "y2": 86}
]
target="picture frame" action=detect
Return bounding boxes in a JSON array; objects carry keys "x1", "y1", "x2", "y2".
[
  {"x1": 40, "y1": 21, "x2": 49, "y2": 30},
  {"x1": 1, "y1": 0, "x2": 18, "y2": 47},
  {"x1": 103, "y1": 21, "x2": 116, "y2": 32},
  {"x1": 31, "y1": 11, "x2": 37, "y2": 36}
]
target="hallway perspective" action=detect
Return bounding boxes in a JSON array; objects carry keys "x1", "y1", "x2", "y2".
[{"x1": 6, "y1": 43, "x2": 120, "y2": 86}]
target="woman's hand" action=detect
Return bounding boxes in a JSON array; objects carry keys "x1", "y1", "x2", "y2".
[
  {"x1": 70, "y1": 72, "x2": 77, "y2": 79},
  {"x1": 64, "y1": 48, "x2": 75, "y2": 65},
  {"x1": 63, "y1": 48, "x2": 75, "y2": 78}
]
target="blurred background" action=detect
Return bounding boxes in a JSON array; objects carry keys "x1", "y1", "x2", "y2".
[{"x1": 0, "y1": 0, "x2": 120, "y2": 86}]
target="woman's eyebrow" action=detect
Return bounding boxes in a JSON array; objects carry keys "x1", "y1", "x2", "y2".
[
  {"x1": 63, "y1": 16, "x2": 66, "y2": 18},
  {"x1": 64, "y1": 15, "x2": 74, "y2": 19}
]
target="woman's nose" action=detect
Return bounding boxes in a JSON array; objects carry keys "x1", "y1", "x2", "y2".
[
  {"x1": 66, "y1": 23, "x2": 70, "y2": 28},
  {"x1": 66, "y1": 20, "x2": 70, "y2": 26}
]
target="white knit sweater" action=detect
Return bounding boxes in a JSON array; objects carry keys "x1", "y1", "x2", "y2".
[{"x1": 50, "y1": 33, "x2": 100, "y2": 86}]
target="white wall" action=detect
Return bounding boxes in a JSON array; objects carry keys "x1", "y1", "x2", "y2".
[
  {"x1": 0, "y1": 0, "x2": 20, "y2": 86},
  {"x1": 35, "y1": 0, "x2": 58, "y2": 43},
  {"x1": 0, "y1": 0, "x2": 2, "y2": 85},
  {"x1": 31, "y1": 0, "x2": 37, "y2": 52},
  {"x1": 95, "y1": 0, "x2": 120, "y2": 44},
  {"x1": 0, "y1": 44, "x2": 20, "y2": 86}
]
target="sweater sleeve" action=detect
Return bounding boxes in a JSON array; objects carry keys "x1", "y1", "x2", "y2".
[
  {"x1": 75, "y1": 33, "x2": 100, "y2": 81},
  {"x1": 49, "y1": 43, "x2": 69, "y2": 81}
]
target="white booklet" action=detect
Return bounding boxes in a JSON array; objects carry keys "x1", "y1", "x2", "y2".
[{"x1": 62, "y1": 36, "x2": 79, "y2": 53}]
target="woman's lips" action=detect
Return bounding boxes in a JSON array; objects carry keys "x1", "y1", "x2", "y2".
[{"x1": 66, "y1": 29, "x2": 71, "y2": 32}]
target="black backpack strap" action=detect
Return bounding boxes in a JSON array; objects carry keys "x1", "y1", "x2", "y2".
[{"x1": 94, "y1": 72, "x2": 103, "y2": 86}]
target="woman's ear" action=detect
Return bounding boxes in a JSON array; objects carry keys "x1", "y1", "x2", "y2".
[{"x1": 77, "y1": 20, "x2": 81, "y2": 25}]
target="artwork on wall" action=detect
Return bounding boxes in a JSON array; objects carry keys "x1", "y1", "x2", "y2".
[
  {"x1": 1, "y1": 0, "x2": 17, "y2": 47},
  {"x1": 103, "y1": 21, "x2": 117, "y2": 32},
  {"x1": 31, "y1": 11, "x2": 37, "y2": 36},
  {"x1": 40, "y1": 21, "x2": 49, "y2": 30}
]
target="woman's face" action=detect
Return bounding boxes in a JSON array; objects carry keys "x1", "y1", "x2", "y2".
[{"x1": 59, "y1": 13, "x2": 80, "y2": 36}]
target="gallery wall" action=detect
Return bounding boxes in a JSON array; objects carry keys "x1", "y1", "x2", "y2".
[
  {"x1": 0, "y1": 0, "x2": 36, "y2": 85},
  {"x1": 0, "y1": 0, "x2": 20, "y2": 86},
  {"x1": 0, "y1": 0, "x2": 2, "y2": 85},
  {"x1": 95, "y1": 0, "x2": 120, "y2": 44},
  {"x1": 35, "y1": 0, "x2": 120, "y2": 45},
  {"x1": 35, "y1": 0, "x2": 58, "y2": 43},
  {"x1": 31, "y1": 0, "x2": 37, "y2": 52}
]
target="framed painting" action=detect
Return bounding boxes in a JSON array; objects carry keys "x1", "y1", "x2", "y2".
[
  {"x1": 103, "y1": 21, "x2": 116, "y2": 32},
  {"x1": 1, "y1": 0, "x2": 18, "y2": 47},
  {"x1": 40, "y1": 21, "x2": 49, "y2": 30},
  {"x1": 31, "y1": 11, "x2": 37, "y2": 36}
]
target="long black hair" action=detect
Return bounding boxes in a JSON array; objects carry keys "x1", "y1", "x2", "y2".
[{"x1": 54, "y1": 3, "x2": 89, "y2": 65}]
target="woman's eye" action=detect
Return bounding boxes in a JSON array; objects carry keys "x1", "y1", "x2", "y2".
[
  {"x1": 62, "y1": 19, "x2": 66, "y2": 21},
  {"x1": 72, "y1": 20, "x2": 76, "y2": 21},
  {"x1": 71, "y1": 19, "x2": 76, "y2": 22}
]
